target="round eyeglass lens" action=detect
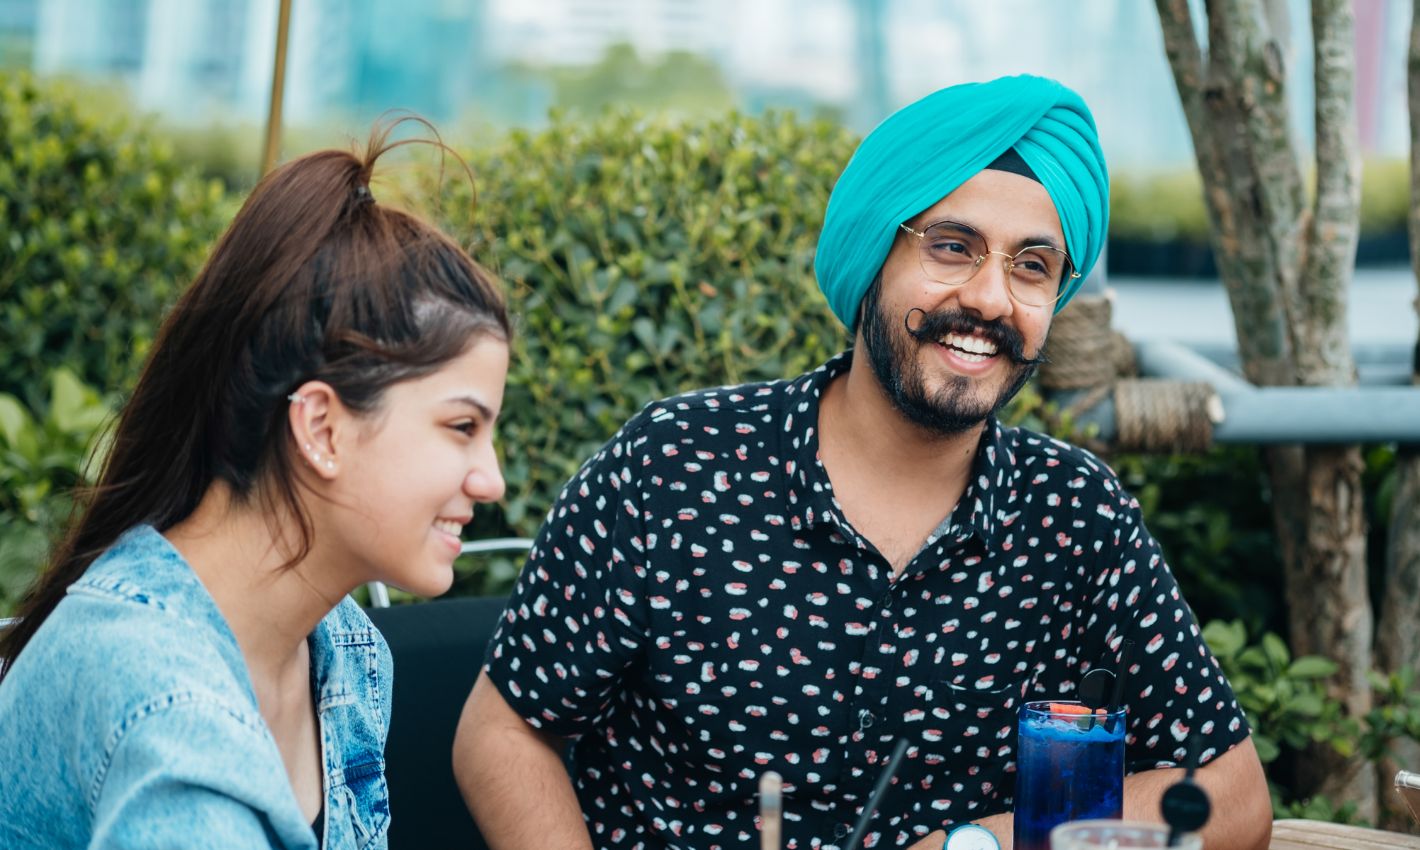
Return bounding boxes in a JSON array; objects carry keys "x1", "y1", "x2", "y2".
[{"x1": 914, "y1": 222, "x2": 1072, "y2": 307}]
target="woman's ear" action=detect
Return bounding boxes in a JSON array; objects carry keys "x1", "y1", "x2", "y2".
[{"x1": 286, "y1": 381, "x2": 347, "y2": 480}]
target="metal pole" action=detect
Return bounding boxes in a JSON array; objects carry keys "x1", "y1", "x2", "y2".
[
  {"x1": 261, "y1": 0, "x2": 293, "y2": 177},
  {"x1": 1066, "y1": 340, "x2": 1420, "y2": 444}
]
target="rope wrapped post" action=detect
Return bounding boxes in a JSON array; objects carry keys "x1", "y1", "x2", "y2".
[
  {"x1": 1040, "y1": 291, "x2": 1221, "y2": 454},
  {"x1": 1113, "y1": 379, "x2": 1223, "y2": 454},
  {"x1": 1040, "y1": 293, "x2": 1117, "y2": 390}
]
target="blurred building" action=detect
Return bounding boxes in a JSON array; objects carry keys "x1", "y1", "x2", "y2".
[
  {"x1": 11, "y1": 0, "x2": 1412, "y2": 168},
  {"x1": 283, "y1": 0, "x2": 486, "y2": 124},
  {"x1": 139, "y1": 0, "x2": 267, "y2": 121},
  {"x1": 24, "y1": 0, "x2": 487, "y2": 126},
  {"x1": 722, "y1": 0, "x2": 858, "y2": 110},
  {"x1": 35, "y1": 0, "x2": 150, "y2": 82},
  {"x1": 0, "y1": 0, "x2": 38, "y2": 68},
  {"x1": 486, "y1": 0, "x2": 727, "y2": 67}
]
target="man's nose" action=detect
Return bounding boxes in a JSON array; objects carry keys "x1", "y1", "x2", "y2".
[{"x1": 954, "y1": 252, "x2": 1016, "y2": 321}]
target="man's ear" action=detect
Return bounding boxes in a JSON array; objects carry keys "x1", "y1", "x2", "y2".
[
  {"x1": 852, "y1": 272, "x2": 884, "y2": 345},
  {"x1": 286, "y1": 381, "x2": 348, "y2": 480}
]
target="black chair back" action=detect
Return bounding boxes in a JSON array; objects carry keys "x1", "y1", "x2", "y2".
[{"x1": 367, "y1": 595, "x2": 508, "y2": 850}]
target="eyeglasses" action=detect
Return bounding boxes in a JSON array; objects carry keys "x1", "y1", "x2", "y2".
[{"x1": 897, "y1": 220, "x2": 1079, "y2": 308}]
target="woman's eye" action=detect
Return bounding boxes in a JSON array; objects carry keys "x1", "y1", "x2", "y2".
[{"x1": 451, "y1": 421, "x2": 478, "y2": 436}]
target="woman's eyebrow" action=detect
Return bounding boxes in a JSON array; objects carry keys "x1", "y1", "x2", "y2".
[{"x1": 445, "y1": 395, "x2": 495, "y2": 420}]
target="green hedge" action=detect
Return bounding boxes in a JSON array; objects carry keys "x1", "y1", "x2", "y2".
[
  {"x1": 430, "y1": 110, "x2": 860, "y2": 559},
  {"x1": 0, "y1": 368, "x2": 114, "y2": 611},
  {"x1": 0, "y1": 73, "x2": 230, "y2": 410}
]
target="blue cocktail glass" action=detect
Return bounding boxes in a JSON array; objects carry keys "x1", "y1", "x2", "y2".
[{"x1": 1013, "y1": 701, "x2": 1125, "y2": 850}]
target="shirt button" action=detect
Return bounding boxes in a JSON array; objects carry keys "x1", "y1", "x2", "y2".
[
  {"x1": 833, "y1": 823, "x2": 851, "y2": 839},
  {"x1": 858, "y1": 708, "x2": 875, "y2": 730}
]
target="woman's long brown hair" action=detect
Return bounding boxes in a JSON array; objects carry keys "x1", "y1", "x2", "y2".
[{"x1": 0, "y1": 119, "x2": 509, "y2": 676}]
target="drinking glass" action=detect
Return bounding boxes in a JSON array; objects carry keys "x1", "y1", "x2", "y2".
[{"x1": 1013, "y1": 701, "x2": 1126, "y2": 850}]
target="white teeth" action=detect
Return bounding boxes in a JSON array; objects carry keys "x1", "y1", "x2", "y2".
[
  {"x1": 939, "y1": 333, "x2": 999, "y2": 357},
  {"x1": 434, "y1": 519, "x2": 463, "y2": 536}
]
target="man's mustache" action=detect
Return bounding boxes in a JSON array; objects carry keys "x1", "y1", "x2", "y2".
[{"x1": 903, "y1": 308, "x2": 1046, "y2": 367}]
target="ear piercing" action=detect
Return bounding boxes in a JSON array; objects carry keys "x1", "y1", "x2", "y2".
[
  {"x1": 301, "y1": 444, "x2": 334, "y2": 470},
  {"x1": 287, "y1": 392, "x2": 305, "y2": 404}
]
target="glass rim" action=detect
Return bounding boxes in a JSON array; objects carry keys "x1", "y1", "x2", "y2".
[
  {"x1": 1021, "y1": 699, "x2": 1126, "y2": 719},
  {"x1": 1051, "y1": 819, "x2": 1175, "y2": 834},
  {"x1": 1050, "y1": 819, "x2": 1201, "y2": 847}
]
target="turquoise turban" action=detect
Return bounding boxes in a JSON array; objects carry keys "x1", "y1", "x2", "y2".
[{"x1": 815, "y1": 75, "x2": 1109, "y2": 328}]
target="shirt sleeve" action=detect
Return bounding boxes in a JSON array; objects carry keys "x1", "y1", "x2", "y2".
[
  {"x1": 1078, "y1": 475, "x2": 1251, "y2": 773},
  {"x1": 91, "y1": 699, "x2": 307, "y2": 849},
  {"x1": 483, "y1": 419, "x2": 652, "y2": 738}
]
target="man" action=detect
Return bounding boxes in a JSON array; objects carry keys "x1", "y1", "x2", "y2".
[{"x1": 453, "y1": 75, "x2": 1271, "y2": 850}]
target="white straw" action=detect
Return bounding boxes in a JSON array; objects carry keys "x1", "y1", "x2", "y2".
[{"x1": 759, "y1": 771, "x2": 783, "y2": 850}]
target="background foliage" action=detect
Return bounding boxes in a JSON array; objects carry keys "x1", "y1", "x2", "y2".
[
  {"x1": 427, "y1": 108, "x2": 859, "y2": 575},
  {"x1": 1109, "y1": 159, "x2": 1411, "y2": 243},
  {"x1": 1, "y1": 72, "x2": 1416, "y2": 823},
  {"x1": 0, "y1": 73, "x2": 231, "y2": 411}
]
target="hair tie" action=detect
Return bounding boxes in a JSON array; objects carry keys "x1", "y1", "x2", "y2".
[{"x1": 354, "y1": 184, "x2": 374, "y2": 205}]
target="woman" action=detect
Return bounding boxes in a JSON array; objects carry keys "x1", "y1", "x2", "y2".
[{"x1": 0, "y1": 122, "x2": 509, "y2": 849}]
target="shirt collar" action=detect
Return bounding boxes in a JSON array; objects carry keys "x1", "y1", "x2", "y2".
[{"x1": 783, "y1": 351, "x2": 1014, "y2": 554}]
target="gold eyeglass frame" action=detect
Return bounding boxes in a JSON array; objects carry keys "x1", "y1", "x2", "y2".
[{"x1": 898, "y1": 222, "x2": 1081, "y2": 307}]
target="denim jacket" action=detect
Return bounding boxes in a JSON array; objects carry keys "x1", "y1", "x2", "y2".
[{"x1": 0, "y1": 525, "x2": 393, "y2": 849}]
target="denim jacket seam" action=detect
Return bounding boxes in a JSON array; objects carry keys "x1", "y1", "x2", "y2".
[
  {"x1": 367, "y1": 646, "x2": 388, "y2": 741},
  {"x1": 87, "y1": 690, "x2": 265, "y2": 816},
  {"x1": 67, "y1": 581, "x2": 173, "y2": 614}
]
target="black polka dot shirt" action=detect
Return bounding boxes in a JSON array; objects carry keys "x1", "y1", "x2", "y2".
[{"x1": 484, "y1": 352, "x2": 1249, "y2": 850}]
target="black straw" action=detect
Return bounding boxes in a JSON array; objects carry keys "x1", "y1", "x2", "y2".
[
  {"x1": 1163, "y1": 735, "x2": 1209, "y2": 846},
  {"x1": 1105, "y1": 639, "x2": 1135, "y2": 733},
  {"x1": 841, "y1": 738, "x2": 910, "y2": 850}
]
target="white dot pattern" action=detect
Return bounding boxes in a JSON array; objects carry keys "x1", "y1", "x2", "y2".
[{"x1": 485, "y1": 352, "x2": 1249, "y2": 850}]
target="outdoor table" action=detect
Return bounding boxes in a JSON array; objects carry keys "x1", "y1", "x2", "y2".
[{"x1": 1269, "y1": 818, "x2": 1420, "y2": 848}]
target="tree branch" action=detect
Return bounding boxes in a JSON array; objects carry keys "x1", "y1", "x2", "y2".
[
  {"x1": 1411, "y1": 0, "x2": 1420, "y2": 303},
  {"x1": 1297, "y1": 0, "x2": 1360, "y2": 386},
  {"x1": 1155, "y1": 0, "x2": 1210, "y2": 140}
]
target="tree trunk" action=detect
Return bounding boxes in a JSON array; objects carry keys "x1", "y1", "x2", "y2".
[
  {"x1": 1376, "y1": 0, "x2": 1420, "y2": 829},
  {"x1": 1154, "y1": 0, "x2": 1374, "y2": 817}
]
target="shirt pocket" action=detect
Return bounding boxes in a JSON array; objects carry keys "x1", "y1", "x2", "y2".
[
  {"x1": 332, "y1": 758, "x2": 390, "y2": 849},
  {"x1": 928, "y1": 680, "x2": 1020, "y2": 763},
  {"x1": 910, "y1": 680, "x2": 1023, "y2": 820}
]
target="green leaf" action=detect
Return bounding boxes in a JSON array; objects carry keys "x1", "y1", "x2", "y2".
[
  {"x1": 0, "y1": 393, "x2": 34, "y2": 448},
  {"x1": 1287, "y1": 656, "x2": 1339, "y2": 679},
  {"x1": 1202, "y1": 619, "x2": 1246, "y2": 658},
  {"x1": 1262, "y1": 633, "x2": 1291, "y2": 669},
  {"x1": 48, "y1": 366, "x2": 96, "y2": 435},
  {"x1": 1253, "y1": 734, "x2": 1280, "y2": 763}
]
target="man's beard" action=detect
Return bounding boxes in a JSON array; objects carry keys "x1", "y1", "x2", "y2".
[{"x1": 857, "y1": 277, "x2": 1045, "y2": 436}]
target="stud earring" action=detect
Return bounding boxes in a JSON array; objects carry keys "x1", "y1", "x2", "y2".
[
  {"x1": 287, "y1": 392, "x2": 305, "y2": 404},
  {"x1": 325, "y1": 460, "x2": 335, "y2": 470}
]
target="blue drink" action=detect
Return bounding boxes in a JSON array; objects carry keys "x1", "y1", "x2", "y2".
[{"x1": 1013, "y1": 701, "x2": 1125, "y2": 850}]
